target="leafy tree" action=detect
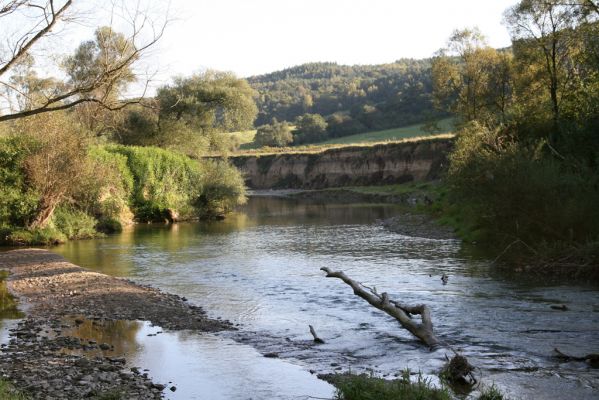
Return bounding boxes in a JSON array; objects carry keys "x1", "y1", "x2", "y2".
[
  {"x1": 64, "y1": 27, "x2": 138, "y2": 135},
  {"x1": 434, "y1": 2, "x2": 599, "y2": 265},
  {"x1": 153, "y1": 71, "x2": 257, "y2": 154},
  {"x1": 254, "y1": 120, "x2": 293, "y2": 147},
  {"x1": 0, "y1": 1, "x2": 165, "y2": 122},
  {"x1": 505, "y1": 1, "x2": 579, "y2": 137},
  {"x1": 432, "y1": 28, "x2": 513, "y2": 128},
  {"x1": 326, "y1": 113, "x2": 365, "y2": 137},
  {"x1": 293, "y1": 113, "x2": 328, "y2": 144},
  {"x1": 157, "y1": 71, "x2": 257, "y2": 134},
  {"x1": 11, "y1": 113, "x2": 91, "y2": 229}
]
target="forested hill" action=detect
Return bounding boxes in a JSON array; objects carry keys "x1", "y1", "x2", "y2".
[{"x1": 248, "y1": 60, "x2": 447, "y2": 132}]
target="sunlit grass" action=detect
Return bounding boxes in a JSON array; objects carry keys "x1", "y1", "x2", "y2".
[
  {"x1": 0, "y1": 380, "x2": 29, "y2": 400},
  {"x1": 321, "y1": 118, "x2": 454, "y2": 145},
  {"x1": 230, "y1": 118, "x2": 454, "y2": 155},
  {"x1": 231, "y1": 133, "x2": 454, "y2": 156},
  {"x1": 228, "y1": 129, "x2": 257, "y2": 146}
]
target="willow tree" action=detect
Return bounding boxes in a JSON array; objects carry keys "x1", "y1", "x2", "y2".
[{"x1": 155, "y1": 71, "x2": 258, "y2": 153}]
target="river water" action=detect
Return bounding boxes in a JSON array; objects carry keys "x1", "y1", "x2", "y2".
[{"x1": 51, "y1": 196, "x2": 599, "y2": 400}]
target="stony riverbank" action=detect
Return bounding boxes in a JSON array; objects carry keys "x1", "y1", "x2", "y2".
[{"x1": 0, "y1": 249, "x2": 233, "y2": 399}]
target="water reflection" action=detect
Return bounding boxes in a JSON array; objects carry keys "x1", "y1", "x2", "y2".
[
  {"x1": 129, "y1": 327, "x2": 334, "y2": 400},
  {"x1": 60, "y1": 318, "x2": 142, "y2": 358},
  {"x1": 49, "y1": 317, "x2": 335, "y2": 400},
  {"x1": 0, "y1": 271, "x2": 24, "y2": 320}
]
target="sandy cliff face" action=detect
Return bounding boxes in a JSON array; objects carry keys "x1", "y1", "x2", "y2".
[{"x1": 231, "y1": 139, "x2": 454, "y2": 189}]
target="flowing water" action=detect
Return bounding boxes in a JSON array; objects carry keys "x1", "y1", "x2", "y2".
[{"x1": 50, "y1": 196, "x2": 599, "y2": 399}]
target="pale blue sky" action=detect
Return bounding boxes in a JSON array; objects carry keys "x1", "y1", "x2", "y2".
[{"x1": 155, "y1": 0, "x2": 518, "y2": 78}]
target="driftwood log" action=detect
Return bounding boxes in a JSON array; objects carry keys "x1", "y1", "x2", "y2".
[{"x1": 320, "y1": 267, "x2": 439, "y2": 348}]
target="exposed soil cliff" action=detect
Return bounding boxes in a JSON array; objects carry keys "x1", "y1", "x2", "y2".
[{"x1": 231, "y1": 138, "x2": 453, "y2": 189}]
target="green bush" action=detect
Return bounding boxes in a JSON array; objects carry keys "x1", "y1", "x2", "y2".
[
  {"x1": 254, "y1": 121, "x2": 293, "y2": 147},
  {"x1": 104, "y1": 145, "x2": 203, "y2": 221},
  {"x1": 52, "y1": 207, "x2": 99, "y2": 240},
  {"x1": 104, "y1": 145, "x2": 245, "y2": 222},
  {"x1": 195, "y1": 160, "x2": 246, "y2": 218},
  {"x1": 0, "y1": 128, "x2": 246, "y2": 243},
  {"x1": 83, "y1": 146, "x2": 135, "y2": 226}
]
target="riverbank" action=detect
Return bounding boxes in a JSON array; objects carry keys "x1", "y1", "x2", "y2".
[
  {"x1": 0, "y1": 249, "x2": 232, "y2": 399},
  {"x1": 248, "y1": 181, "x2": 441, "y2": 205}
]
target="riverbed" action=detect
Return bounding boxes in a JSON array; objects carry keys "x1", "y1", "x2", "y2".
[{"x1": 50, "y1": 196, "x2": 599, "y2": 399}]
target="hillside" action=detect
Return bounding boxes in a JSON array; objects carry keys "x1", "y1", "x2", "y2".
[{"x1": 247, "y1": 60, "x2": 448, "y2": 134}]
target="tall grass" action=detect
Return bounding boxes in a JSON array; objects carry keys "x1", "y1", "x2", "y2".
[
  {"x1": 0, "y1": 380, "x2": 28, "y2": 400},
  {"x1": 332, "y1": 371, "x2": 451, "y2": 400}
]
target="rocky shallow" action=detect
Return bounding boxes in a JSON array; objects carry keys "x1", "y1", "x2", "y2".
[{"x1": 0, "y1": 249, "x2": 233, "y2": 399}]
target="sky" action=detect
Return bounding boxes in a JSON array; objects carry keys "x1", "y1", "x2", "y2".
[
  {"x1": 2, "y1": 0, "x2": 520, "y2": 99},
  {"x1": 153, "y1": 0, "x2": 519, "y2": 79}
]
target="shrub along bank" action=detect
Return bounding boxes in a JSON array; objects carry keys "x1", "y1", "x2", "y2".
[{"x1": 0, "y1": 123, "x2": 245, "y2": 246}]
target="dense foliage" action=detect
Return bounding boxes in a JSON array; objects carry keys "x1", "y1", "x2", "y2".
[
  {"x1": 0, "y1": 114, "x2": 246, "y2": 246},
  {"x1": 293, "y1": 113, "x2": 328, "y2": 144},
  {"x1": 249, "y1": 61, "x2": 448, "y2": 139},
  {"x1": 114, "y1": 71, "x2": 258, "y2": 156},
  {"x1": 433, "y1": 1, "x2": 599, "y2": 268}
]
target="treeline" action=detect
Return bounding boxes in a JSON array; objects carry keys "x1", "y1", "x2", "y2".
[
  {"x1": 434, "y1": 0, "x2": 599, "y2": 270},
  {"x1": 248, "y1": 60, "x2": 448, "y2": 142}
]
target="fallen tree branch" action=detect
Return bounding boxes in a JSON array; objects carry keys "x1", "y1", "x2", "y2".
[
  {"x1": 309, "y1": 325, "x2": 325, "y2": 344},
  {"x1": 320, "y1": 267, "x2": 439, "y2": 348}
]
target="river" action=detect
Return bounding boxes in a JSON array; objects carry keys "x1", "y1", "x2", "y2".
[{"x1": 50, "y1": 196, "x2": 599, "y2": 400}]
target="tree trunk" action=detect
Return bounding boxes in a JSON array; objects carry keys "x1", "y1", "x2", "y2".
[
  {"x1": 320, "y1": 267, "x2": 440, "y2": 349},
  {"x1": 29, "y1": 199, "x2": 58, "y2": 229}
]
